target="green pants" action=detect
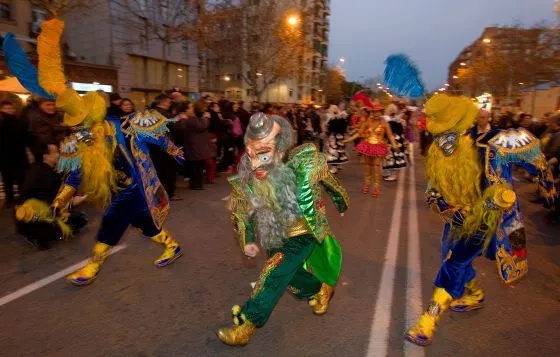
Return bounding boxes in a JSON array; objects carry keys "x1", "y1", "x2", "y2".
[{"x1": 242, "y1": 234, "x2": 322, "y2": 327}]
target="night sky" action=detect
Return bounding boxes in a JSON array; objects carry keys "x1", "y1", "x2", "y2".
[{"x1": 328, "y1": 0, "x2": 557, "y2": 90}]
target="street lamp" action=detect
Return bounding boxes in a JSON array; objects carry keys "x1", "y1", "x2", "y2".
[
  {"x1": 453, "y1": 75, "x2": 459, "y2": 79},
  {"x1": 483, "y1": 38, "x2": 491, "y2": 44},
  {"x1": 339, "y1": 57, "x2": 345, "y2": 64},
  {"x1": 256, "y1": 72, "x2": 263, "y2": 76},
  {"x1": 224, "y1": 75, "x2": 231, "y2": 81},
  {"x1": 445, "y1": 83, "x2": 450, "y2": 87},
  {"x1": 518, "y1": 82, "x2": 524, "y2": 85},
  {"x1": 287, "y1": 15, "x2": 299, "y2": 26},
  {"x1": 460, "y1": 62, "x2": 467, "y2": 66}
]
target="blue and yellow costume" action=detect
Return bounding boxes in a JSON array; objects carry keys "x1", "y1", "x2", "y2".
[
  {"x1": 406, "y1": 94, "x2": 556, "y2": 346},
  {"x1": 2, "y1": 18, "x2": 185, "y2": 286}
]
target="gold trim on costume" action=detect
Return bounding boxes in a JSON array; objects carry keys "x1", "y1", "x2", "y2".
[
  {"x1": 251, "y1": 252, "x2": 284, "y2": 298},
  {"x1": 286, "y1": 218, "x2": 311, "y2": 238},
  {"x1": 52, "y1": 184, "x2": 76, "y2": 212}
]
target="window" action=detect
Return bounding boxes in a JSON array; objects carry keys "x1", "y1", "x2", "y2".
[
  {"x1": 168, "y1": 63, "x2": 187, "y2": 88},
  {"x1": 0, "y1": 1, "x2": 12, "y2": 21},
  {"x1": 147, "y1": 59, "x2": 164, "y2": 88},
  {"x1": 130, "y1": 56, "x2": 146, "y2": 88},
  {"x1": 31, "y1": 6, "x2": 47, "y2": 36}
]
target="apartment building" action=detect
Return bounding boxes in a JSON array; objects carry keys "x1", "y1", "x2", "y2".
[{"x1": 65, "y1": 0, "x2": 199, "y2": 109}]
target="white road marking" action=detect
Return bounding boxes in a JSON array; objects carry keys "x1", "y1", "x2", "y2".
[
  {"x1": 0, "y1": 244, "x2": 128, "y2": 308},
  {"x1": 404, "y1": 154, "x2": 426, "y2": 357},
  {"x1": 366, "y1": 169, "x2": 406, "y2": 357}
]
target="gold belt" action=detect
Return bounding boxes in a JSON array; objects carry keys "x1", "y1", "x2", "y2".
[{"x1": 286, "y1": 218, "x2": 311, "y2": 238}]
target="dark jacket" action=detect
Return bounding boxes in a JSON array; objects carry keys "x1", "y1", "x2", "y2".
[
  {"x1": 0, "y1": 112, "x2": 29, "y2": 171},
  {"x1": 26, "y1": 106, "x2": 70, "y2": 146},
  {"x1": 180, "y1": 115, "x2": 212, "y2": 162},
  {"x1": 107, "y1": 104, "x2": 124, "y2": 119},
  {"x1": 20, "y1": 162, "x2": 62, "y2": 204}
]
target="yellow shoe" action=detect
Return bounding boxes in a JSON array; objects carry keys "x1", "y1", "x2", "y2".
[
  {"x1": 309, "y1": 283, "x2": 334, "y2": 315},
  {"x1": 151, "y1": 230, "x2": 183, "y2": 268},
  {"x1": 450, "y1": 280, "x2": 485, "y2": 312},
  {"x1": 217, "y1": 322, "x2": 256, "y2": 346},
  {"x1": 406, "y1": 288, "x2": 452, "y2": 346},
  {"x1": 67, "y1": 242, "x2": 111, "y2": 286}
]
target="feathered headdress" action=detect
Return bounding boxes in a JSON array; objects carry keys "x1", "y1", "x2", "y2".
[
  {"x1": 2, "y1": 33, "x2": 55, "y2": 99},
  {"x1": 383, "y1": 54, "x2": 425, "y2": 98}
]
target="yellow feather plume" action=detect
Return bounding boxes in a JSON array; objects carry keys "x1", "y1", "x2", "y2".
[{"x1": 37, "y1": 18, "x2": 67, "y2": 96}]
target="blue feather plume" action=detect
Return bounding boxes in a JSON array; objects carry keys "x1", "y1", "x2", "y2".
[
  {"x1": 2, "y1": 33, "x2": 55, "y2": 99},
  {"x1": 383, "y1": 54, "x2": 425, "y2": 98}
]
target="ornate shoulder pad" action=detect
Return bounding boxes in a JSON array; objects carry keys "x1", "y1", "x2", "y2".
[
  {"x1": 288, "y1": 143, "x2": 327, "y2": 184},
  {"x1": 56, "y1": 129, "x2": 93, "y2": 173},
  {"x1": 487, "y1": 128, "x2": 542, "y2": 165},
  {"x1": 124, "y1": 110, "x2": 173, "y2": 139}
]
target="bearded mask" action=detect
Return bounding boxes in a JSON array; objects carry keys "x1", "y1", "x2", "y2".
[{"x1": 245, "y1": 113, "x2": 284, "y2": 180}]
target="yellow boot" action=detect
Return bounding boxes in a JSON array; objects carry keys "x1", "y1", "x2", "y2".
[
  {"x1": 450, "y1": 279, "x2": 485, "y2": 312},
  {"x1": 67, "y1": 242, "x2": 111, "y2": 286},
  {"x1": 406, "y1": 288, "x2": 453, "y2": 346},
  {"x1": 217, "y1": 322, "x2": 256, "y2": 346},
  {"x1": 217, "y1": 305, "x2": 256, "y2": 346},
  {"x1": 151, "y1": 230, "x2": 183, "y2": 268},
  {"x1": 309, "y1": 283, "x2": 334, "y2": 315}
]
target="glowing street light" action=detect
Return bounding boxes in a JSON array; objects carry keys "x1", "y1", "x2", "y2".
[
  {"x1": 256, "y1": 72, "x2": 263, "y2": 76},
  {"x1": 483, "y1": 38, "x2": 491, "y2": 44},
  {"x1": 339, "y1": 57, "x2": 345, "y2": 63},
  {"x1": 518, "y1": 82, "x2": 524, "y2": 85},
  {"x1": 460, "y1": 62, "x2": 467, "y2": 66},
  {"x1": 445, "y1": 83, "x2": 450, "y2": 87},
  {"x1": 287, "y1": 15, "x2": 299, "y2": 26},
  {"x1": 224, "y1": 75, "x2": 231, "y2": 81},
  {"x1": 453, "y1": 75, "x2": 459, "y2": 79}
]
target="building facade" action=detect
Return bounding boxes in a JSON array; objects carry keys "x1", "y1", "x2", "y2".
[
  {"x1": 65, "y1": 0, "x2": 199, "y2": 109},
  {"x1": 0, "y1": 0, "x2": 118, "y2": 97}
]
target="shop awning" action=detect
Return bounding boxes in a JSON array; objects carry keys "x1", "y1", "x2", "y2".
[{"x1": 0, "y1": 77, "x2": 29, "y2": 94}]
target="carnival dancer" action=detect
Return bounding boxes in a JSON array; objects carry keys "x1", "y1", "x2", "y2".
[
  {"x1": 383, "y1": 103, "x2": 409, "y2": 182},
  {"x1": 406, "y1": 94, "x2": 556, "y2": 346},
  {"x1": 344, "y1": 103, "x2": 398, "y2": 197},
  {"x1": 217, "y1": 113, "x2": 349, "y2": 346},
  {"x1": 324, "y1": 104, "x2": 349, "y2": 174},
  {"x1": 3, "y1": 18, "x2": 185, "y2": 286}
]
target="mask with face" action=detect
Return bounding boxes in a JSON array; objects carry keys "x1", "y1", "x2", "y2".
[{"x1": 433, "y1": 131, "x2": 460, "y2": 156}]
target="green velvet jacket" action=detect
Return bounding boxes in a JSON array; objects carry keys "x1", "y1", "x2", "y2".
[{"x1": 227, "y1": 143, "x2": 349, "y2": 285}]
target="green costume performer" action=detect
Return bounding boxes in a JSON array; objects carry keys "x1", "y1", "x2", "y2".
[{"x1": 218, "y1": 113, "x2": 349, "y2": 346}]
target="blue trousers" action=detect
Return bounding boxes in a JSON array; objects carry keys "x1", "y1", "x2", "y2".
[
  {"x1": 434, "y1": 224, "x2": 493, "y2": 298},
  {"x1": 96, "y1": 185, "x2": 160, "y2": 246}
]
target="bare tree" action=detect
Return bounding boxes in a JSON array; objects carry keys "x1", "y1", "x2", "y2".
[
  {"x1": 30, "y1": 0, "x2": 102, "y2": 17},
  {"x1": 456, "y1": 24, "x2": 559, "y2": 99},
  {"x1": 324, "y1": 66, "x2": 344, "y2": 103},
  {"x1": 193, "y1": 0, "x2": 311, "y2": 101}
]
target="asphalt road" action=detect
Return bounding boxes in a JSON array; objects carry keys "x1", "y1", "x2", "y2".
[{"x1": 0, "y1": 151, "x2": 559, "y2": 357}]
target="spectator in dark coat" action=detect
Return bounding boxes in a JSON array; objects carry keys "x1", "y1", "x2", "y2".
[
  {"x1": 208, "y1": 102, "x2": 234, "y2": 173},
  {"x1": 177, "y1": 102, "x2": 212, "y2": 190},
  {"x1": 151, "y1": 94, "x2": 182, "y2": 201},
  {"x1": 0, "y1": 101, "x2": 29, "y2": 205},
  {"x1": 106, "y1": 93, "x2": 124, "y2": 119},
  {"x1": 26, "y1": 97, "x2": 70, "y2": 147}
]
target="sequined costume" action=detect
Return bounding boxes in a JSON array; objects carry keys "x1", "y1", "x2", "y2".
[
  {"x1": 345, "y1": 103, "x2": 398, "y2": 197},
  {"x1": 61, "y1": 112, "x2": 185, "y2": 285},
  {"x1": 3, "y1": 18, "x2": 185, "y2": 286},
  {"x1": 406, "y1": 94, "x2": 556, "y2": 346},
  {"x1": 218, "y1": 114, "x2": 349, "y2": 346}
]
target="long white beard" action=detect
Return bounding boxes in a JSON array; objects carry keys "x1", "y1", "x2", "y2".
[{"x1": 238, "y1": 154, "x2": 301, "y2": 249}]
